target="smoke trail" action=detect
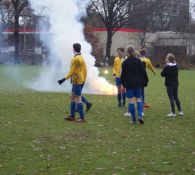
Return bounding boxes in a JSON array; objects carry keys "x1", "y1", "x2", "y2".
[{"x1": 28, "y1": 0, "x2": 116, "y2": 95}]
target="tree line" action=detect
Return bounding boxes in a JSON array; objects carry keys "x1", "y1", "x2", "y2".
[{"x1": 0, "y1": 0, "x2": 195, "y2": 63}]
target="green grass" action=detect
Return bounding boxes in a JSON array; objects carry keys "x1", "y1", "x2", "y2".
[{"x1": 0, "y1": 65, "x2": 195, "y2": 175}]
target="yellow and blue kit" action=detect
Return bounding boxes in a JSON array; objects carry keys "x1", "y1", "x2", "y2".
[
  {"x1": 140, "y1": 57, "x2": 156, "y2": 74},
  {"x1": 65, "y1": 54, "x2": 87, "y2": 85},
  {"x1": 113, "y1": 56, "x2": 126, "y2": 106},
  {"x1": 113, "y1": 56, "x2": 122, "y2": 77}
]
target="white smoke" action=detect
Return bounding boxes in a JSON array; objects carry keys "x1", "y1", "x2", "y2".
[{"x1": 28, "y1": 0, "x2": 116, "y2": 95}]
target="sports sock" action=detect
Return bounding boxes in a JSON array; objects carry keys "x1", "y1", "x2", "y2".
[
  {"x1": 81, "y1": 96, "x2": 89, "y2": 105},
  {"x1": 77, "y1": 103, "x2": 84, "y2": 119},
  {"x1": 122, "y1": 93, "x2": 126, "y2": 103},
  {"x1": 137, "y1": 101, "x2": 143, "y2": 119},
  {"x1": 70, "y1": 102, "x2": 76, "y2": 117},
  {"x1": 129, "y1": 103, "x2": 136, "y2": 122},
  {"x1": 142, "y1": 88, "x2": 145, "y2": 104},
  {"x1": 117, "y1": 94, "x2": 122, "y2": 105}
]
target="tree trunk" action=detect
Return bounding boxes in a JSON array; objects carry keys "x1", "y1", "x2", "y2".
[
  {"x1": 140, "y1": 32, "x2": 146, "y2": 48},
  {"x1": 106, "y1": 29, "x2": 113, "y2": 62},
  {"x1": 14, "y1": 14, "x2": 20, "y2": 64}
]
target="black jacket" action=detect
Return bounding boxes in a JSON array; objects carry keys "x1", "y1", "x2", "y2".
[
  {"x1": 161, "y1": 64, "x2": 179, "y2": 87},
  {"x1": 121, "y1": 56, "x2": 148, "y2": 89}
]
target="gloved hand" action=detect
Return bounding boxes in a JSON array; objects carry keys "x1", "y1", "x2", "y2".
[{"x1": 58, "y1": 78, "x2": 66, "y2": 85}]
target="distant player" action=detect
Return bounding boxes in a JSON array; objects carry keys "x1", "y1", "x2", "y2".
[
  {"x1": 58, "y1": 43, "x2": 87, "y2": 122},
  {"x1": 121, "y1": 46, "x2": 148, "y2": 124},
  {"x1": 113, "y1": 48, "x2": 126, "y2": 107},
  {"x1": 139, "y1": 49, "x2": 156, "y2": 109}
]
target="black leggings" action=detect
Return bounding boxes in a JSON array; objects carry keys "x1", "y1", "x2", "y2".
[{"x1": 166, "y1": 86, "x2": 182, "y2": 113}]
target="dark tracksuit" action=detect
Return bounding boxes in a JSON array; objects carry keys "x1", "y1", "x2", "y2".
[{"x1": 161, "y1": 64, "x2": 182, "y2": 113}]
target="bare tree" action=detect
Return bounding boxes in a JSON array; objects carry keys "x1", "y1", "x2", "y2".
[
  {"x1": 149, "y1": 0, "x2": 173, "y2": 31},
  {"x1": 88, "y1": 0, "x2": 140, "y2": 59},
  {"x1": 150, "y1": 0, "x2": 190, "y2": 32},
  {"x1": 0, "y1": 0, "x2": 13, "y2": 31},
  {"x1": 88, "y1": 0, "x2": 159, "y2": 59},
  {"x1": 10, "y1": 0, "x2": 29, "y2": 63},
  {"x1": 0, "y1": 0, "x2": 30, "y2": 63}
]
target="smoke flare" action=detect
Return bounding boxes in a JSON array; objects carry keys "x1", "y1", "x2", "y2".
[{"x1": 28, "y1": 0, "x2": 116, "y2": 95}]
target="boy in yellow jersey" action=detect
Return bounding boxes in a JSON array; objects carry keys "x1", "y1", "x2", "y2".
[
  {"x1": 58, "y1": 43, "x2": 87, "y2": 122},
  {"x1": 113, "y1": 48, "x2": 126, "y2": 107},
  {"x1": 140, "y1": 49, "x2": 156, "y2": 109}
]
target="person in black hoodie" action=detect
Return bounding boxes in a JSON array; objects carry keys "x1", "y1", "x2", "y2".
[
  {"x1": 161, "y1": 53, "x2": 184, "y2": 117},
  {"x1": 121, "y1": 46, "x2": 148, "y2": 124}
]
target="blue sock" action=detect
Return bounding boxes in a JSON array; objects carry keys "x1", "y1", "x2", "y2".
[
  {"x1": 142, "y1": 88, "x2": 145, "y2": 104},
  {"x1": 70, "y1": 102, "x2": 76, "y2": 117},
  {"x1": 129, "y1": 103, "x2": 136, "y2": 122},
  {"x1": 81, "y1": 96, "x2": 89, "y2": 105},
  {"x1": 117, "y1": 94, "x2": 121, "y2": 105},
  {"x1": 137, "y1": 102, "x2": 143, "y2": 119},
  {"x1": 141, "y1": 95, "x2": 144, "y2": 108},
  {"x1": 77, "y1": 103, "x2": 84, "y2": 119},
  {"x1": 122, "y1": 93, "x2": 126, "y2": 102}
]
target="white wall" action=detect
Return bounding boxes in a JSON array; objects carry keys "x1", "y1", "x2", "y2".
[{"x1": 93, "y1": 31, "x2": 141, "y2": 56}]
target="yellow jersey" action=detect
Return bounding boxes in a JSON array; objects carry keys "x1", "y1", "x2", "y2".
[
  {"x1": 113, "y1": 56, "x2": 122, "y2": 77},
  {"x1": 140, "y1": 57, "x2": 156, "y2": 74},
  {"x1": 65, "y1": 54, "x2": 87, "y2": 84}
]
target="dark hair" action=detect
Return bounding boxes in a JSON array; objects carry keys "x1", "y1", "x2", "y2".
[
  {"x1": 117, "y1": 47, "x2": 125, "y2": 52},
  {"x1": 73, "y1": 43, "x2": 81, "y2": 52},
  {"x1": 140, "y1": 49, "x2": 146, "y2": 56},
  {"x1": 127, "y1": 46, "x2": 135, "y2": 56}
]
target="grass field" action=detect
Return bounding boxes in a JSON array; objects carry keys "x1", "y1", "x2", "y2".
[{"x1": 0, "y1": 65, "x2": 195, "y2": 175}]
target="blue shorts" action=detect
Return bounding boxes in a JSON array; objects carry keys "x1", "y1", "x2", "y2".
[
  {"x1": 72, "y1": 84, "x2": 84, "y2": 96},
  {"x1": 115, "y1": 77, "x2": 122, "y2": 86},
  {"x1": 126, "y1": 87, "x2": 142, "y2": 98}
]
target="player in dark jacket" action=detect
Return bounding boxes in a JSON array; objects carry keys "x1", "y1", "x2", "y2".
[
  {"x1": 121, "y1": 46, "x2": 148, "y2": 124},
  {"x1": 161, "y1": 53, "x2": 184, "y2": 117}
]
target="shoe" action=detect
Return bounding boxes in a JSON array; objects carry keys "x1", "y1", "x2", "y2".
[
  {"x1": 75, "y1": 118, "x2": 85, "y2": 122},
  {"x1": 122, "y1": 101, "x2": 126, "y2": 107},
  {"x1": 124, "y1": 112, "x2": 131, "y2": 117},
  {"x1": 144, "y1": 103, "x2": 150, "y2": 107},
  {"x1": 144, "y1": 104, "x2": 150, "y2": 110},
  {"x1": 167, "y1": 113, "x2": 176, "y2": 117},
  {"x1": 118, "y1": 103, "x2": 122, "y2": 107},
  {"x1": 179, "y1": 111, "x2": 184, "y2": 116},
  {"x1": 64, "y1": 115, "x2": 75, "y2": 121},
  {"x1": 86, "y1": 103, "x2": 92, "y2": 112},
  {"x1": 139, "y1": 119, "x2": 144, "y2": 124}
]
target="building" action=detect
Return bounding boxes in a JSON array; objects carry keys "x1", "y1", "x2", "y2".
[
  {"x1": 1, "y1": 27, "x2": 195, "y2": 66},
  {"x1": 0, "y1": 28, "x2": 48, "y2": 64},
  {"x1": 91, "y1": 28, "x2": 144, "y2": 57}
]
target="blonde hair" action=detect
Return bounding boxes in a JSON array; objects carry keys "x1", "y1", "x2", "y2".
[
  {"x1": 166, "y1": 53, "x2": 176, "y2": 63},
  {"x1": 134, "y1": 51, "x2": 141, "y2": 58}
]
